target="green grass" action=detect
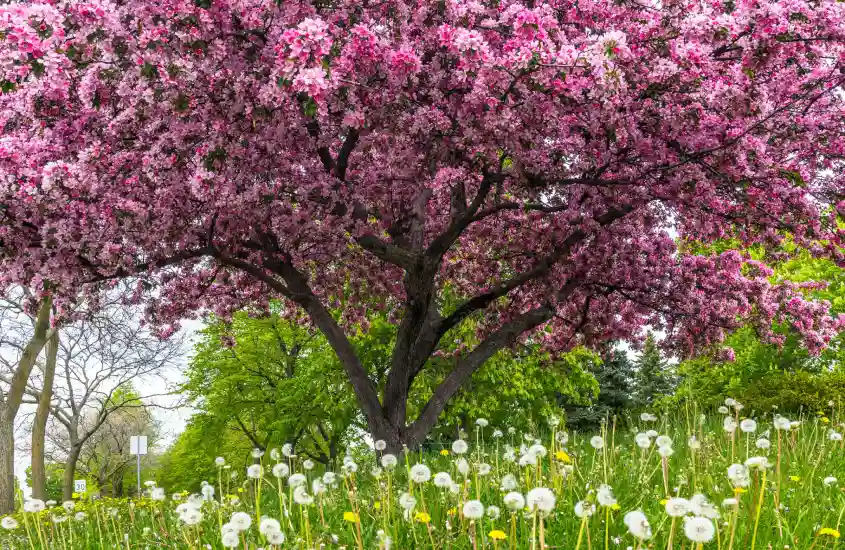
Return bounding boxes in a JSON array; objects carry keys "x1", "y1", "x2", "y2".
[{"x1": 2, "y1": 401, "x2": 845, "y2": 549}]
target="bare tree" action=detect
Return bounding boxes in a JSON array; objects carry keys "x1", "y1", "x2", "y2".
[
  {"x1": 6, "y1": 302, "x2": 183, "y2": 500},
  {"x1": 0, "y1": 290, "x2": 55, "y2": 513},
  {"x1": 76, "y1": 404, "x2": 159, "y2": 497}
]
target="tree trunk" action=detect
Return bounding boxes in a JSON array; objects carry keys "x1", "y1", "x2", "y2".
[
  {"x1": 31, "y1": 330, "x2": 59, "y2": 500},
  {"x1": 112, "y1": 474, "x2": 123, "y2": 498},
  {"x1": 0, "y1": 420, "x2": 15, "y2": 514},
  {"x1": 62, "y1": 445, "x2": 81, "y2": 501},
  {"x1": 0, "y1": 296, "x2": 53, "y2": 514}
]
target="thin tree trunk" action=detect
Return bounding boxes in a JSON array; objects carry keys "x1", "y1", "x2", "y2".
[
  {"x1": 62, "y1": 444, "x2": 81, "y2": 502},
  {"x1": 31, "y1": 330, "x2": 59, "y2": 500},
  {"x1": 112, "y1": 473, "x2": 124, "y2": 498},
  {"x1": 0, "y1": 421, "x2": 15, "y2": 514},
  {"x1": 0, "y1": 296, "x2": 53, "y2": 514}
]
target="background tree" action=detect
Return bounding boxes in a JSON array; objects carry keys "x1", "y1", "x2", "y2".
[
  {"x1": 15, "y1": 303, "x2": 182, "y2": 499},
  {"x1": 0, "y1": 290, "x2": 54, "y2": 513},
  {"x1": 185, "y1": 310, "x2": 362, "y2": 465},
  {"x1": 69, "y1": 387, "x2": 159, "y2": 498},
  {"x1": 565, "y1": 346, "x2": 637, "y2": 430},
  {"x1": 1, "y1": 0, "x2": 845, "y2": 450},
  {"x1": 635, "y1": 333, "x2": 676, "y2": 407},
  {"x1": 155, "y1": 413, "x2": 257, "y2": 493}
]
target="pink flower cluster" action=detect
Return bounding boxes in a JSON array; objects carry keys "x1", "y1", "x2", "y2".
[{"x1": 0, "y1": 0, "x2": 841, "y2": 365}]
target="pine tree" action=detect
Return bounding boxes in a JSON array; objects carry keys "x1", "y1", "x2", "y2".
[
  {"x1": 566, "y1": 346, "x2": 636, "y2": 429},
  {"x1": 635, "y1": 333, "x2": 676, "y2": 406}
]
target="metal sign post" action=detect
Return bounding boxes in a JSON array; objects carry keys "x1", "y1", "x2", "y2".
[{"x1": 130, "y1": 435, "x2": 148, "y2": 496}]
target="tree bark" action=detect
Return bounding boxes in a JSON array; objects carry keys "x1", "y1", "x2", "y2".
[
  {"x1": 112, "y1": 474, "x2": 123, "y2": 498},
  {"x1": 0, "y1": 296, "x2": 53, "y2": 514},
  {"x1": 62, "y1": 444, "x2": 81, "y2": 502},
  {"x1": 0, "y1": 421, "x2": 15, "y2": 514},
  {"x1": 31, "y1": 330, "x2": 59, "y2": 500}
]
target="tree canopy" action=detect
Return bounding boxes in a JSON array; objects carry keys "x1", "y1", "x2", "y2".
[{"x1": 1, "y1": 0, "x2": 845, "y2": 447}]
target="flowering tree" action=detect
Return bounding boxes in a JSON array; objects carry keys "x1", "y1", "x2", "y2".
[{"x1": 1, "y1": 0, "x2": 845, "y2": 450}]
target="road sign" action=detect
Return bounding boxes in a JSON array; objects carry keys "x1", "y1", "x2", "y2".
[
  {"x1": 130, "y1": 435, "x2": 148, "y2": 496},
  {"x1": 74, "y1": 479, "x2": 86, "y2": 493},
  {"x1": 130, "y1": 435, "x2": 148, "y2": 455}
]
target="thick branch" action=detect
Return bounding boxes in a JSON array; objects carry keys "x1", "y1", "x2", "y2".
[
  {"x1": 355, "y1": 235, "x2": 419, "y2": 271},
  {"x1": 406, "y1": 280, "x2": 580, "y2": 444}
]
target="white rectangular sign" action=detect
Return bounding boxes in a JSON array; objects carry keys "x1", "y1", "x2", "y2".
[
  {"x1": 130, "y1": 435, "x2": 148, "y2": 456},
  {"x1": 74, "y1": 479, "x2": 86, "y2": 493}
]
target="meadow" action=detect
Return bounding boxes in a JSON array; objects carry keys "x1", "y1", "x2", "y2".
[{"x1": 2, "y1": 399, "x2": 844, "y2": 550}]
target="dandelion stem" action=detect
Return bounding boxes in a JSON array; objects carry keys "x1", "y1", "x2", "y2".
[
  {"x1": 666, "y1": 516, "x2": 676, "y2": 550},
  {"x1": 575, "y1": 515, "x2": 587, "y2": 550},
  {"x1": 751, "y1": 468, "x2": 767, "y2": 550}
]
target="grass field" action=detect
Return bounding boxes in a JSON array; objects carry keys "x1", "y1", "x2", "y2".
[{"x1": 2, "y1": 399, "x2": 844, "y2": 549}]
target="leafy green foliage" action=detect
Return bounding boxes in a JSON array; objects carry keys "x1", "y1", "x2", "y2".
[{"x1": 182, "y1": 309, "x2": 362, "y2": 466}]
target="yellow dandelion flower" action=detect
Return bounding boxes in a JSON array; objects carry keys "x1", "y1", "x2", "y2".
[
  {"x1": 555, "y1": 451, "x2": 571, "y2": 463},
  {"x1": 822, "y1": 417, "x2": 831, "y2": 423},
  {"x1": 343, "y1": 511, "x2": 359, "y2": 523},
  {"x1": 373, "y1": 501, "x2": 381, "y2": 510},
  {"x1": 414, "y1": 512, "x2": 431, "y2": 524},
  {"x1": 659, "y1": 499, "x2": 668, "y2": 505},
  {"x1": 447, "y1": 507, "x2": 457, "y2": 516},
  {"x1": 440, "y1": 449, "x2": 449, "y2": 456},
  {"x1": 733, "y1": 487, "x2": 747, "y2": 494},
  {"x1": 489, "y1": 530, "x2": 507, "y2": 540},
  {"x1": 790, "y1": 476, "x2": 801, "y2": 482},
  {"x1": 818, "y1": 527, "x2": 841, "y2": 538}
]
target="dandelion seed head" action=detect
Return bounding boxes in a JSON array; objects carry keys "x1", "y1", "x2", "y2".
[
  {"x1": 381, "y1": 454, "x2": 398, "y2": 469},
  {"x1": 288, "y1": 473, "x2": 307, "y2": 487},
  {"x1": 399, "y1": 492, "x2": 417, "y2": 511},
  {"x1": 23, "y1": 499, "x2": 45, "y2": 513},
  {"x1": 230, "y1": 511, "x2": 252, "y2": 531},
  {"x1": 221, "y1": 532, "x2": 240, "y2": 548},
  {"x1": 293, "y1": 486, "x2": 313, "y2": 505},
  {"x1": 597, "y1": 485, "x2": 617, "y2": 507},
  {"x1": 623, "y1": 510, "x2": 651, "y2": 540},
  {"x1": 463, "y1": 500, "x2": 485, "y2": 520},
  {"x1": 665, "y1": 498, "x2": 690, "y2": 517},
  {"x1": 410, "y1": 464, "x2": 431, "y2": 483},
  {"x1": 684, "y1": 516, "x2": 715, "y2": 543},
  {"x1": 434, "y1": 472, "x2": 452, "y2": 488},
  {"x1": 270, "y1": 462, "x2": 290, "y2": 478},
  {"x1": 504, "y1": 492, "x2": 525, "y2": 511},
  {"x1": 574, "y1": 500, "x2": 595, "y2": 518},
  {"x1": 740, "y1": 419, "x2": 757, "y2": 433}
]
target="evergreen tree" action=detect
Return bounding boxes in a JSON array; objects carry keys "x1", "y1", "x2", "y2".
[
  {"x1": 635, "y1": 333, "x2": 676, "y2": 406},
  {"x1": 566, "y1": 346, "x2": 636, "y2": 429}
]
